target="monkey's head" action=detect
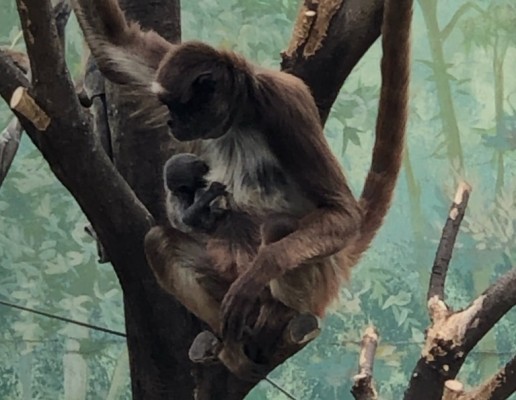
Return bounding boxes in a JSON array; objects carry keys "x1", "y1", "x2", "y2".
[
  {"x1": 153, "y1": 42, "x2": 249, "y2": 142},
  {"x1": 164, "y1": 153, "x2": 210, "y2": 195}
]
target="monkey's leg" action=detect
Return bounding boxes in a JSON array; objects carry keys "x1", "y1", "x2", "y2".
[
  {"x1": 145, "y1": 226, "x2": 267, "y2": 381},
  {"x1": 248, "y1": 295, "x2": 320, "y2": 366},
  {"x1": 260, "y1": 213, "x2": 299, "y2": 246},
  {"x1": 144, "y1": 226, "x2": 221, "y2": 332},
  {"x1": 189, "y1": 330, "x2": 269, "y2": 383}
]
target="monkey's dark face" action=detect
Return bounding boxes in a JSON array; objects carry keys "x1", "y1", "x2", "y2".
[
  {"x1": 164, "y1": 153, "x2": 210, "y2": 194},
  {"x1": 154, "y1": 42, "x2": 242, "y2": 142}
]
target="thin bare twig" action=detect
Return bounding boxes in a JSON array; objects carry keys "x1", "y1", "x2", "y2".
[
  {"x1": 53, "y1": 0, "x2": 72, "y2": 49},
  {"x1": 351, "y1": 326, "x2": 379, "y2": 400},
  {"x1": 10, "y1": 87, "x2": 51, "y2": 131},
  {"x1": 16, "y1": 0, "x2": 78, "y2": 115},
  {"x1": 427, "y1": 182, "x2": 472, "y2": 303}
]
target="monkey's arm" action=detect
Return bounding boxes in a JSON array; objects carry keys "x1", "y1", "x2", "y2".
[
  {"x1": 221, "y1": 206, "x2": 359, "y2": 338},
  {"x1": 71, "y1": 0, "x2": 174, "y2": 86},
  {"x1": 182, "y1": 182, "x2": 227, "y2": 232}
]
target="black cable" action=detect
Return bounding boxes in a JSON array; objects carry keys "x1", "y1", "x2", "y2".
[
  {"x1": 264, "y1": 377, "x2": 298, "y2": 400},
  {"x1": 0, "y1": 298, "x2": 300, "y2": 399},
  {"x1": 0, "y1": 299, "x2": 126, "y2": 337}
]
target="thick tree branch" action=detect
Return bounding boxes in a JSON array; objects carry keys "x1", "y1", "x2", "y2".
[
  {"x1": 16, "y1": 0, "x2": 74, "y2": 112},
  {"x1": 427, "y1": 182, "x2": 471, "y2": 303},
  {"x1": 351, "y1": 326, "x2": 379, "y2": 400},
  {"x1": 460, "y1": 268, "x2": 516, "y2": 353},
  {"x1": 0, "y1": 51, "x2": 30, "y2": 98},
  {"x1": 2, "y1": 0, "x2": 159, "y2": 292},
  {"x1": 105, "y1": 0, "x2": 181, "y2": 224},
  {"x1": 464, "y1": 354, "x2": 516, "y2": 400},
  {"x1": 282, "y1": 0, "x2": 384, "y2": 122},
  {"x1": 53, "y1": 0, "x2": 72, "y2": 50}
]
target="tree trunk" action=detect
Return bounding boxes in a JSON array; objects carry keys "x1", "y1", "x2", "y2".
[{"x1": 102, "y1": 1, "x2": 254, "y2": 398}]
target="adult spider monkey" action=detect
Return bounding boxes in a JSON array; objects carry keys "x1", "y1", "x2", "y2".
[{"x1": 72, "y1": 0, "x2": 411, "y2": 358}]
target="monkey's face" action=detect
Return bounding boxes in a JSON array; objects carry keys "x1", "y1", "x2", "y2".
[
  {"x1": 154, "y1": 43, "x2": 239, "y2": 142},
  {"x1": 164, "y1": 154, "x2": 210, "y2": 193}
]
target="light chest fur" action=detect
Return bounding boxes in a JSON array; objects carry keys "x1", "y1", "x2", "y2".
[{"x1": 200, "y1": 129, "x2": 313, "y2": 216}]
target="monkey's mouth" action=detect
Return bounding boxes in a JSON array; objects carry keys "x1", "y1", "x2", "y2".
[
  {"x1": 169, "y1": 130, "x2": 195, "y2": 142},
  {"x1": 166, "y1": 120, "x2": 193, "y2": 142}
]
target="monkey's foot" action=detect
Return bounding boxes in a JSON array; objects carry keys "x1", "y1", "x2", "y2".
[
  {"x1": 189, "y1": 331, "x2": 268, "y2": 382},
  {"x1": 287, "y1": 313, "x2": 320, "y2": 344},
  {"x1": 188, "y1": 331, "x2": 223, "y2": 364}
]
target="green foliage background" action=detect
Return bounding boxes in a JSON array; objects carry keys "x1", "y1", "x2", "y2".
[{"x1": 0, "y1": 0, "x2": 515, "y2": 399}]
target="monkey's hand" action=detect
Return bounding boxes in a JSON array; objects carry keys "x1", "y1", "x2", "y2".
[
  {"x1": 206, "y1": 181, "x2": 226, "y2": 196},
  {"x1": 221, "y1": 273, "x2": 264, "y2": 341},
  {"x1": 183, "y1": 182, "x2": 227, "y2": 231}
]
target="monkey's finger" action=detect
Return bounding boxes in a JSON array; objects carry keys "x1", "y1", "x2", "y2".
[
  {"x1": 222, "y1": 310, "x2": 239, "y2": 340},
  {"x1": 220, "y1": 301, "x2": 232, "y2": 337},
  {"x1": 222, "y1": 305, "x2": 245, "y2": 341},
  {"x1": 208, "y1": 181, "x2": 226, "y2": 192}
]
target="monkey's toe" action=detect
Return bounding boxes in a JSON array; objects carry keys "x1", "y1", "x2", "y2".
[
  {"x1": 188, "y1": 331, "x2": 223, "y2": 364},
  {"x1": 287, "y1": 313, "x2": 320, "y2": 344}
]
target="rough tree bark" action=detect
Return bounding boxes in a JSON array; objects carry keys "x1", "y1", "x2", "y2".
[{"x1": 0, "y1": 0, "x2": 387, "y2": 399}]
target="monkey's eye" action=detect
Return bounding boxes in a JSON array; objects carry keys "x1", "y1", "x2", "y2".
[{"x1": 192, "y1": 72, "x2": 215, "y2": 92}]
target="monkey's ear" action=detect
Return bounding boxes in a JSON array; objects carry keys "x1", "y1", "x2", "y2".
[
  {"x1": 72, "y1": 0, "x2": 174, "y2": 87},
  {"x1": 179, "y1": 71, "x2": 215, "y2": 104}
]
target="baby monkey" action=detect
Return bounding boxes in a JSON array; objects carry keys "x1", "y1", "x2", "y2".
[
  {"x1": 164, "y1": 153, "x2": 299, "y2": 247},
  {"x1": 164, "y1": 153, "x2": 229, "y2": 234}
]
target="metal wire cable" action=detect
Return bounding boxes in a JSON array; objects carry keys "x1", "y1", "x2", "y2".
[{"x1": 0, "y1": 299, "x2": 300, "y2": 399}]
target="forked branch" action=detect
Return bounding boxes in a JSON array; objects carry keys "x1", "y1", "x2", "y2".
[
  {"x1": 282, "y1": 0, "x2": 384, "y2": 122},
  {"x1": 0, "y1": 0, "x2": 155, "y2": 287},
  {"x1": 346, "y1": 182, "x2": 516, "y2": 400},
  {"x1": 404, "y1": 182, "x2": 516, "y2": 400}
]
